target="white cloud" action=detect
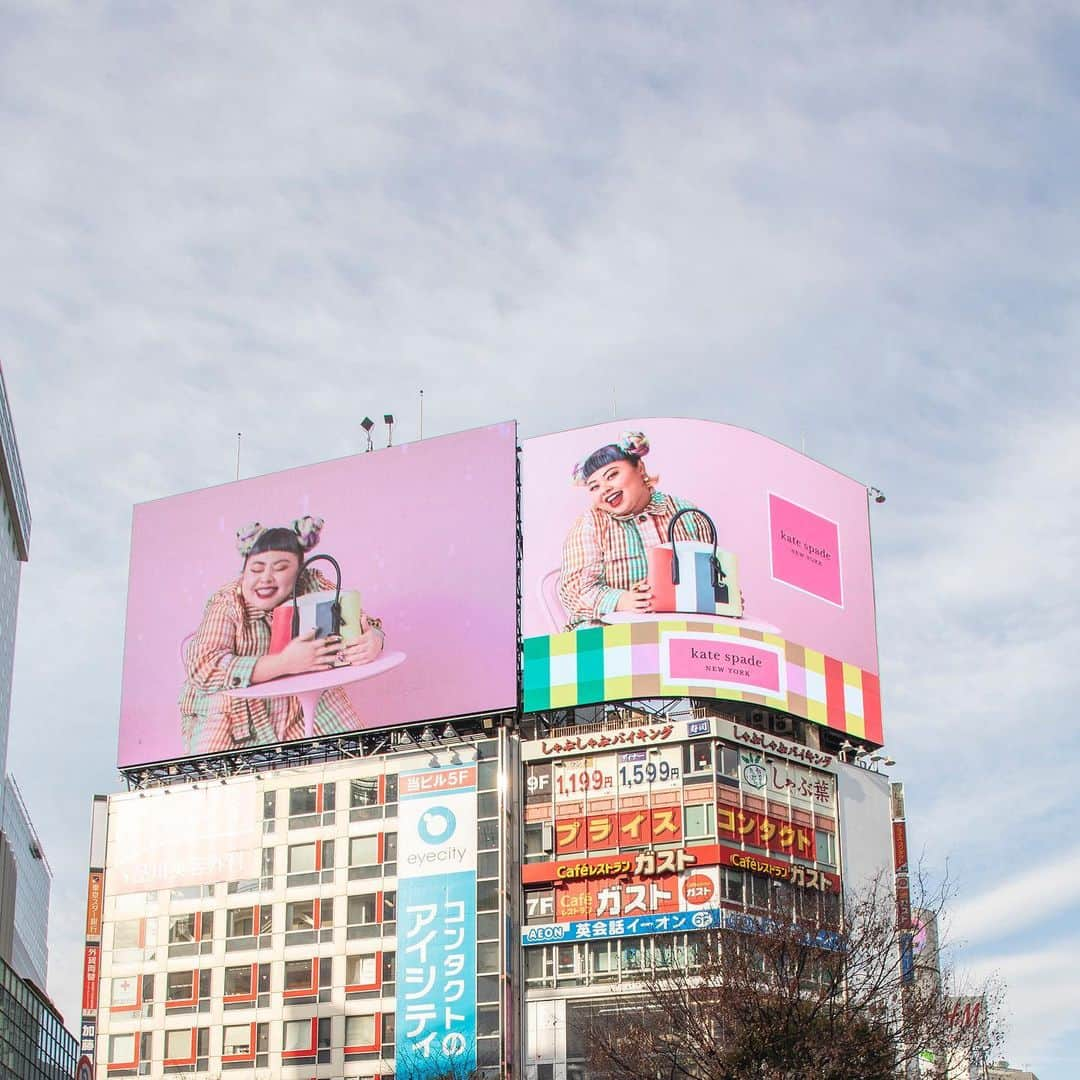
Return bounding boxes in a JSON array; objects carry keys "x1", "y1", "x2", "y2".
[{"x1": 946, "y1": 847, "x2": 1080, "y2": 948}]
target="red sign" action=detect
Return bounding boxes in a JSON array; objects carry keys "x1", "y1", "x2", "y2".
[
  {"x1": 554, "y1": 807, "x2": 684, "y2": 855},
  {"x1": 82, "y1": 946, "x2": 100, "y2": 1012},
  {"x1": 85, "y1": 872, "x2": 104, "y2": 939},
  {"x1": 683, "y1": 873, "x2": 716, "y2": 905},
  {"x1": 895, "y1": 876, "x2": 912, "y2": 929},
  {"x1": 717, "y1": 807, "x2": 816, "y2": 859},
  {"x1": 525, "y1": 842, "x2": 840, "y2": 893},
  {"x1": 892, "y1": 820, "x2": 909, "y2": 874}
]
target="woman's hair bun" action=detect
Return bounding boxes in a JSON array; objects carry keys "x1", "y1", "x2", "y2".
[
  {"x1": 236, "y1": 522, "x2": 267, "y2": 556},
  {"x1": 617, "y1": 431, "x2": 649, "y2": 459},
  {"x1": 292, "y1": 515, "x2": 325, "y2": 552}
]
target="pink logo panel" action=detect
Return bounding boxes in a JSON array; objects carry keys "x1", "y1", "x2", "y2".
[
  {"x1": 666, "y1": 637, "x2": 782, "y2": 695},
  {"x1": 768, "y1": 494, "x2": 843, "y2": 605}
]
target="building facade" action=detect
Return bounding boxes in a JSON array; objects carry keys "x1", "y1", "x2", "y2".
[
  {"x1": 0, "y1": 360, "x2": 32, "y2": 790},
  {"x1": 86, "y1": 416, "x2": 898, "y2": 1078},
  {"x1": 0, "y1": 949, "x2": 77, "y2": 1079},
  {"x1": 0, "y1": 777, "x2": 52, "y2": 990},
  {"x1": 89, "y1": 726, "x2": 515, "y2": 1078}
]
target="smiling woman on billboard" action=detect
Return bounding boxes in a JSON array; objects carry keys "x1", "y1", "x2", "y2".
[
  {"x1": 118, "y1": 423, "x2": 518, "y2": 770},
  {"x1": 178, "y1": 515, "x2": 385, "y2": 755},
  {"x1": 561, "y1": 429, "x2": 745, "y2": 629},
  {"x1": 521, "y1": 418, "x2": 883, "y2": 745}
]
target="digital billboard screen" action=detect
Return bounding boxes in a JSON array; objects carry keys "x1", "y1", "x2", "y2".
[
  {"x1": 521, "y1": 418, "x2": 882, "y2": 743},
  {"x1": 118, "y1": 423, "x2": 518, "y2": 769}
]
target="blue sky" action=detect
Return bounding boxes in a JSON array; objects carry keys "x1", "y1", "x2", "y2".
[{"x1": 2, "y1": 3, "x2": 1078, "y2": 1075}]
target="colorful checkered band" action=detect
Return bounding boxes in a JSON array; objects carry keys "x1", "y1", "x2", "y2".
[{"x1": 522, "y1": 621, "x2": 883, "y2": 745}]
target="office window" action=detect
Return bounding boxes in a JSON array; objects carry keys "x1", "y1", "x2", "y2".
[
  {"x1": 815, "y1": 829, "x2": 836, "y2": 866},
  {"x1": 283, "y1": 1019, "x2": 314, "y2": 1054},
  {"x1": 226, "y1": 907, "x2": 255, "y2": 937},
  {"x1": 350, "y1": 777, "x2": 379, "y2": 807},
  {"x1": 348, "y1": 893, "x2": 378, "y2": 925},
  {"x1": 718, "y1": 745, "x2": 740, "y2": 779},
  {"x1": 289, "y1": 786, "x2": 318, "y2": 817},
  {"x1": 684, "y1": 803, "x2": 715, "y2": 839},
  {"x1": 110, "y1": 975, "x2": 139, "y2": 1008},
  {"x1": 166, "y1": 970, "x2": 195, "y2": 1002},
  {"x1": 108, "y1": 1033, "x2": 135, "y2": 1065},
  {"x1": 284, "y1": 959, "x2": 316, "y2": 994},
  {"x1": 223, "y1": 1023, "x2": 254, "y2": 1057},
  {"x1": 683, "y1": 740, "x2": 712, "y2": 774},
  {"x1": 349, "y1": 835, "x2": 379, "y2": 866},
  {"x1": 164, "y1": 1028, "x2": 195, "y2": 1063},
  {"x1": 346, "y1": 952, "x2": 378, "y2": 989},
  {"x1": 113, "y1": 919, "x2": 141, "y2": 950},
  {"x1": 289, "y1": 843, "x2": 317, "y2": 873},
  {"x1": 345, "y1": 1013, "x2": 378, "y2": 1051},
  {"x1": 223, "y1": 965, "x2": 252, "y2": 998},
  {"x1": 286, "y1": 900, "x2": 316, "y2": 931}
]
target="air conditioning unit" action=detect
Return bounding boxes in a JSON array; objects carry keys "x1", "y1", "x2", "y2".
[
  {"x1": 770, "y1": 717, "x2": 794, "y2": 735},
  {"x1": 749, "y1": 711, "x2": 768, "y2": 729},
  {"x1": 541, "y1": 821, "x2": 554, "y2": 854}
]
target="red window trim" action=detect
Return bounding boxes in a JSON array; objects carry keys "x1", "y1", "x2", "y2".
[
  {"x1": 345, "y1": 950, "x2": 383, "y2": 993},
  {"x1": 282, "y1": 1017, "x2": 318, "y2": 1059},
  {"x1": 164, "y1": 969, "x2": 199, "y2": 1009},
  {"x1": 163, "y1": 1027, "x2": 198, "y2": 1067},
  {"x1": 283, "y1": 958, "x2": 318, "y2": 999},
  {"x1": 223, "y1": 963, "x2": 258, "y2": 1004},
  {"x1": 105, "y1": 1032, "x2": 139, "y2": 1071},
  {"x1": 221, "y1": 1021, "x2": 258, "y2": 1063},
  {"x1": 344, "y1": 1010, "x2": 382, "y2": 1053},
  {"x1": 225, "y1": 904, "x2": 261, "y2": 938}
]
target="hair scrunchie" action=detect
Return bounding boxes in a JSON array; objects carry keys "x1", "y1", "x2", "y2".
[
  {"x1": 235, "y1": 522, "x2": 267, "y2": 556},
  {"x1": 293, "y1": 515, "x2": 324, "y2": 552}
]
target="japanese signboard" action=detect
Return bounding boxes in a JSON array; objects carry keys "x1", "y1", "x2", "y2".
[
  {"x1": 396, "y1": 765, "x2": 478, "y2": 1078},
  {"x1": 85, "y1": 871, "x2": 104, "y2": 938},
  {"x1": 81, "y1": 945, "x2": 100, "y2": 1012},
  {"x1": 553, "y1": 807, "x2": 685, "y2": 855}
]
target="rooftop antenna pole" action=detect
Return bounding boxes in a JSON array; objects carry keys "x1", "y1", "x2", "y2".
[
  {"x1": 235, "y1": 432, "x2": 242, "y2": 481},
  {"x1": 419, "y1": 389, "x2": 424, "y2": 440}
]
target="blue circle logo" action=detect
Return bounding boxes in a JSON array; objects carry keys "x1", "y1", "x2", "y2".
[{"x1": 418, "y1": 806, "x2": 457, "y2": 845}]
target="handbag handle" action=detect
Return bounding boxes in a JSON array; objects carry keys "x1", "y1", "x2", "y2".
[
  {"x1": 290, "y1": 553, "x2": 343, "y2": 637},
  {"x1": 666, "y1": 508, "x2": 722, "y2": 589}
]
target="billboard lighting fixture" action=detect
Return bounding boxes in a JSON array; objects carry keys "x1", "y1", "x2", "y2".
[
  {"x1": 384, "y1": 414, "x2": 395, "y2": 448},
  {"x1": 867, "y1": 486, "x2": 886, "y2": 504},
  {"x1": 428, "y1": 754, "x2": 440, "y2": 769},
  {"x1": 883, "y1": 758, "x2": 896, "y2": 767},
  {"x1": 418, "y1": 726, "x2": 435, "y2": 746},
  {"x1": 361, "y1": 416, "x2": 375, "y2": 452},
  {"x1": 441, "y1": 723, "x2": 456, "y2": 741}
]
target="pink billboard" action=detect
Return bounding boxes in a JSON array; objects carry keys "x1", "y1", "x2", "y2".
[
  {"x1": 119, "y1": 423, "x2": 518, "y2": 769},
  {"x1": 521, "y1": 419, "x2": 883, "y2": 744}
]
